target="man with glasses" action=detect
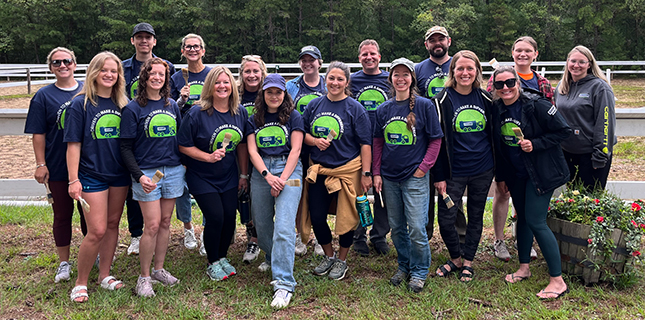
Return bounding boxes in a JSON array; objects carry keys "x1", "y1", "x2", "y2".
[
  {"x1": 122, "y1": 22, "x2": 176, "y2": 255},
  {"x1": 414, "y1": 26, "x2": 466, "y2": 243}
]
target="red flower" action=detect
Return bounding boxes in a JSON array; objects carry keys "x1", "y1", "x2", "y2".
[
  {"x1": 640, "y1": 223, "x2": 645, "y2": 229},
  {"x1": 548, "y1": 207, "x2": 551, "y2": 211},
  {"x1": 594, "y1": 199, "x2": 600, "y2": 205},
  {"x1": 633, "y1": 251, "x2": 641, "y2": 257},
  {"x1": 596, "y1": 216, "x2": 604, "y2": 223},
  {"x1": 632, "y1": 202, "x2": 642, "y2": 211},
  {"x1": 588, "y1": 239, "x2": 593, "y2": 244},
  {"x1": 632, "y1": 220, "x2": 638, "y2": 227},
  {"x1": 569, "y1": 199, "x2": 575, "y2": 203}
]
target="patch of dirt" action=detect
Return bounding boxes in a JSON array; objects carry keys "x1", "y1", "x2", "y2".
[{"x1": 0, "y1": 136, "x2": 34, "y2": 179}]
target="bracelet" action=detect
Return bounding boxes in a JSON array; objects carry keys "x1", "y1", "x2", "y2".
[
  {"x1": 239, "y1": 174, "x2": 249, "y2": 180},
  {"x1": 68, "y1": 179, "x2": 80, "y2": 185},
  {"x1": 36, "y1": 163, "x2": 46, "y2": 169}
]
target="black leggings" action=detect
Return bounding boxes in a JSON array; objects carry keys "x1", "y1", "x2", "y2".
[
  {"x1": 50, "y1": 180, "x2": 87, "y2": 247},
  {"x1": 308, "y1": 175, "x2": 355, "y2": 248},
  {"x1": 194, "y1": 188, "x2": 238, "y2": 264}
]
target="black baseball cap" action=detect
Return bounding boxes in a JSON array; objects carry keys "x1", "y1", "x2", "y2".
[
  {"x1": 298, "y1": 45, "x2": 322, "y2": 60},
  {"x1": 132, "y1": 22, "x2": 156, "y2": 37}
]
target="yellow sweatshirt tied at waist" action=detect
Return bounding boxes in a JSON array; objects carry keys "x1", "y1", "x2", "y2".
[{"x1": 298, "y1": 156, "x2": 363, "y2": 243}]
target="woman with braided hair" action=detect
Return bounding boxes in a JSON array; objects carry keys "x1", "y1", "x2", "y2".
[
  {"x1": 372, "y1": 58, "x2": 443, "y2": 293},
  {"x1": 431, "y1": 50, "x2": 494, "y2": 283}
]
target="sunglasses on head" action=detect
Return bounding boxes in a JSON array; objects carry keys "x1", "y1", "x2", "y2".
[
  {"x1": 493, "y1": 78, "x2": 517, "y2": 90},
  {"x1": 51, "y1": 59, "x2": 73, "y2": 67}
]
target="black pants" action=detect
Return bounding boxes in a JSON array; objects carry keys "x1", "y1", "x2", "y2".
[
  {"x1": 126, "y1": 187, "x2": 143, "y2": 237},
  {"x1": 194, "y1": 188, "x2": 238, "y2": 264},
  {"x1": 563, "y1": 150, "x2": 612, "y2": 191},
  {"x1": 353, "y1": 189, "x2": 390, "y2": 244},
  {"x1": 427, "y1": 174, "x2": 467, "y2": 241},
  {"x1": 438, "y1": 169, "x2": 493, "y2": 261},
  {"x1": 309, "y1": 174, "x2": 355, "y2": 248}
]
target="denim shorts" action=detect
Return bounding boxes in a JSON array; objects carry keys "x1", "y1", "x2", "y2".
[
  {"x1": 132, "y1": 165, "x2": 186, "y2": 201},
  {"x1": 80, "y1": 171, "x2": 131, "y2": 193}
]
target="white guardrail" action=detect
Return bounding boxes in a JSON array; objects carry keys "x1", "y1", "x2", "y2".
[{"x1": 2, "y1": 61, "x2": 645, "y2": 93}]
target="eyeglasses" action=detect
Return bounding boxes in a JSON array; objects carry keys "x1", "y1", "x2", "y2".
[
  {"x1": 51, "y1": 59, "x2": 74, "y2": 67},
  {"x1": 243, "y1": 55, "x2": 262, "y2": 60},
  {"x1": 493, "y1": 78, "x2": 517, "y2": 90},
  {"x1": 568, "y1": 59, "x2": 589, "y2": 66},
  {"x1": 184, "y1": 45, "x2": 202, "y2": 51}
]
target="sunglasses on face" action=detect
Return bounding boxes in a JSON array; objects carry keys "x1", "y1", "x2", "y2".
[
  {"x1": 51, "y1": 59, "x2": 74, "y2": 67},
  {"x1": 493, "y1": 78, "x2": 517, "y2": 90},
  {"x1": 184, "y1": 45, "x2": 202, "y2": 51}
]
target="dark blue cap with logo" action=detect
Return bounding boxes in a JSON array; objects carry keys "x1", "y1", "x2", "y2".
[
  {"x1": 298, "y1": 45, "x2": 322, "y2": 60},
  {"x1": 262, "y1": 74, "x2": 286, "y2": 91}
]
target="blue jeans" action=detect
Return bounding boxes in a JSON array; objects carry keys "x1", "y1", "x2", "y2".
[
  {"x1": 383, "y1": 174, "x2": 431, "y2": 280},
  {"x1": 251, "y1": 156, "x2": 302, "y2": 292}
]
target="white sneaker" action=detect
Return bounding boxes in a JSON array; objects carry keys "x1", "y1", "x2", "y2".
[
  {"x1": 199, "y1": 232, "x2": 206, "y2": 256},
  {"x1": 184, "y1": 227, "x2": 198, "y2": 250},
  {"x1": 54, "y1": 261, "x2": 71, "y2": 283},
  {"x1": 313, "y1": 239, "x2": 324, "y2": 256},
  {"x1": 258, "y1": 261, "x2": 271, "y2": 272},
  {"x1": 127, "y1": 236, "x2": 141, "y2": 255},
  {"x1": 295, "y1": 234, "x2": 307, "y2": 256},
  {"x1": 243, "y1": 241, "x2": 260, "y2": 263},
  {"x1": 271, "y1": 288, "x2": 292, "y2": 308},
  {"x1": 494, "y1": 240, "x2": 511, "y2": 262}
]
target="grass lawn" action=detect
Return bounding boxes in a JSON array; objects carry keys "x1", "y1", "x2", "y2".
[{"x1": 1, "y1": 202, "x2": 644, "y2": 319}]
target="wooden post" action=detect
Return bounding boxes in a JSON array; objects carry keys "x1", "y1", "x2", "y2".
[{"x1": 27, "y1": 68, "x2": 31, "y2": 94}]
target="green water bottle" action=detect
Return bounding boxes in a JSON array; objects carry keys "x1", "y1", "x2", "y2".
[{"x1": 356, "y1": 194, "x2": 373, "y2": 227}]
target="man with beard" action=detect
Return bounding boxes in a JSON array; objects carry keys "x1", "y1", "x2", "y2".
[
  {"x1": 122, "y1": 22, "x2": 176, "y2": 255},
  {"x1": 415, "y1": 26, "x2": 466, "y2": 242}
]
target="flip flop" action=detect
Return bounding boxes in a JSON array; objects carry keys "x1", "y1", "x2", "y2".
[
  {"x1": 504, "y1": 273, "x2": 531, "y2": 284},
  {"x1": 537, "y1": 288, "x2": 569, "y2": 300},
  {"x1": 436, "y1": 260, "x2": 460, "y2": 277},
  {"x1": 100, "y1": 276, "x2": 124, "y2": 291},
  {"x1": 70, "y1": 285, "x2": 88, "y2": 303}
]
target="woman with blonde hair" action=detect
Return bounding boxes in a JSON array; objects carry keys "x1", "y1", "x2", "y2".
[
  {"x1": 170, "y1": 33, "x2": 211, "y2": 253},
  {"x1": 24, "y1": 47, "x2": 87, "y2": 284},
  {"x1": 432, "y1": 50, "x2": 494, "y2": 283},
  {"x1": 554, "y1": 45, "x2": 616, "y2": 191},
  {"x1": 64, "y1": 51, "x2": 130, "y2": 303},
  {"x1": 178, "y1": 66, "x2": 250, "y2": 281}
]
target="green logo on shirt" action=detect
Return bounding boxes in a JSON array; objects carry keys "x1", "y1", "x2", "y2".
[
  {"x1": 210, "y1": 127, "x2": 242, "y2": 152},
  {"x1": 295, "y1": 93, "x2": 322, "y2": 114},
  {"x1": 454, "y1": 108, "x2": 486, "y2": 133},
  {"x1": 426, "y1": 76, "x2": 447, "y2": 98},
  {"x1": 147, "y1": 113, "x2": 177, "y2": 138},
  {"x1": 501, "y1": 121, "x2": 521, "y2": 147},
  {"x1": 256, "y1": 123, "x2": 287, "y2": 148},
  {"x1": 94, "y1": 113, "x2": 121, "y2": 139},
  {"x1": 187, "y1": 84, "x2": 204, "y2": 105},
  {"x1": 357, "y1": 87, "x2": 387, "y2": 111},
  {"x1": 311, "y1": 115, "x2": 341, "y2": 140},
  {"x1": 384, "y1": 119, "x2": 415, "y2": 145}
]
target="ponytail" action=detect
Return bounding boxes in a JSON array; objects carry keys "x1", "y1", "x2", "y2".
[{"x1": 406, "y1": 94, "x2": 416, "y2": 131}]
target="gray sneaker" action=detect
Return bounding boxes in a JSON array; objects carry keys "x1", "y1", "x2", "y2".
[
  {"x1": 219, "y1": 258, "x2": 236, "y2": 276},
  {"x1": 494, "y1": 239, "x2": 511, "y2": 262},
  {"x1": 258, "y1": 261, "x2": 271, "y2": 272},
  {"x1": 199, "y1": 232, "x2": 206, "y2": 256},
  {"x1": 407, "y1": 277, "x2": 425, "y2": 293},
  {"x1": 184, "y1": 227, "x2": 198, "y2": 250},
  {"x1": 295, "y1": 234, "x2": 307, "y2": 256},
  {"x1": 206, "y1": 261, "x2": 228, "y2": 281},
  {"x1": 151, "y1": 268, "x2": 180, "y2": 286},
  {"x1": 328, "y1": 259, "x2": 348, "y2": 280},
  {"x1": 128, "y1": 236, "x2": 141, "y2": 255},
  {"x1": 243, "y1": 242, "x2": 260, "y2": 263},
  {"x1": 55, "y1": 261, "x2": 71, "y2": 283},
  {"x1": 313, "y1": 255, "x2": 336, "y2": 276},
  {"x1": 136, "y1": 277, "x2": 155, "y2": 297},
  {"x1": 390, "y1": 269, "x2": 409, "y2": 286},
  {"x1": 313, "y1": 239, "x2": 325, "y2": 257}
]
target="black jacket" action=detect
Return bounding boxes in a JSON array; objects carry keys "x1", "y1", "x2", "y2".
[
  {"x1": 492, "y1": 91, "x2": 572, "y2": 195},
  {"x1": 430, "y1": 87, "x2": 494, "y2": 182}
]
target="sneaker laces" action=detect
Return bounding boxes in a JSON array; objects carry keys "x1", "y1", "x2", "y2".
[{"x1": 246, "y1": 242, "x2": 259, "y2": 254}]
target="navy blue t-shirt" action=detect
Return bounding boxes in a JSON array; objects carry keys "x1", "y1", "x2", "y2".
[
  {"x1": 293, "y1": 76, "x2": 326, "y2": 115},
  {"x1": 303, "y1": 96, "x2": 372, "y2": 168},
  {"x1": 374, "y1": 96, "x2": 443, "y2": 182},
  {"x1": 248, "y1": 109, "x2": 304, "y2": 157},
  {"x1": 121, "y1": 98, "x2": 182, "y2": 169},
  {"x1": 446, "y1": 88, "x2": 494, "y2": 177},
  {"x1": 63, "y1": 95, "x2": 127, "y2": 180},
  {"x1": 24, "y1": 82, "x2": 83, "y2": 181},
  {"x1": 241, "y1": 90, "x2": 258, "y2": 117},
  {"x1": 519, "y1": 72, "x2": 539, "y2": 91},
  {"x1": 500, "y1": 100, "x2": 528, "y2": 178},
  {"x1": 177, "y1": 105, "x2": 249, "y2": 195},
  {"x1": 350, "y1": 70, "x2": 390, "y2": 133},
  {"x1": 415, "y1": 57, "x2": 452, "y2": 98},
  {"x1": 170, "y1": 66, "x2": 212, "y2": 109},
  {"x1": 124, "y1": 56, "x2": 176, "y2": 100}
]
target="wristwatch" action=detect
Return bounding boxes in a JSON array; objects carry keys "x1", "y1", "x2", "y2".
[
  {"x1": 261, "y1": 170, "x2": 269, "y2": 177},
  {"x1": 362, "y1": 171, "x2": 372, "y2": 177}
]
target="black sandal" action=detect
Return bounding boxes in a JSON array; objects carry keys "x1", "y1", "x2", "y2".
[
  {"x1": 459, "y1": 266, "x2": 474, "y2": 283},
  {"x1": 436, "y1": 260, "x2": 460, "y2": 277}
]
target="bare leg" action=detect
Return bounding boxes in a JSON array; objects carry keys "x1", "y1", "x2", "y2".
[
  {"x1": 139, "y1": 200, "x2": 162, "y2": 277},
  {"x1": 57, "y1": 245, "x2": 70, "y2": 262},
  {"x1": 97, "y1": 186, "x2": 127, "y2": 285},
  {"x1": 537, "y1": 276, "x2": 568, "y2": 299},
  {"x1": 153, "y1": 198, "x2": 176, "y2": 271},
  {"x1": 337, "y1": 246, "x2": 349, "y2": 261},
  {"x1": 321, "y1": 243, "x2": 334, "y2": 257},
  {"x1": 505, "y1": 263, "x2": 532, "y2": 283},
  {"x1": 493, "y1": 182, "x2": 511, "y2": 241}
]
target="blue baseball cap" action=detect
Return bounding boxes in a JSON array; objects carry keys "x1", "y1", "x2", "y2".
[
  {"x1": 298, "y1": 45, "x2": 322, "y2": 60},
  {"x1": 262, "y1": 74, "x2": 286, "y2": 91}
]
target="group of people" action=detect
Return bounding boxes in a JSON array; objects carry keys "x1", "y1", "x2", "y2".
[{"x1": 24, "y1": 22, "x2": 616, "y2": 307}]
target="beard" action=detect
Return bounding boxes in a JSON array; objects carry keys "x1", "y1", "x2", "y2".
[{"x1": 428, "y1": 46, "x2": 447, "y2": 58}]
